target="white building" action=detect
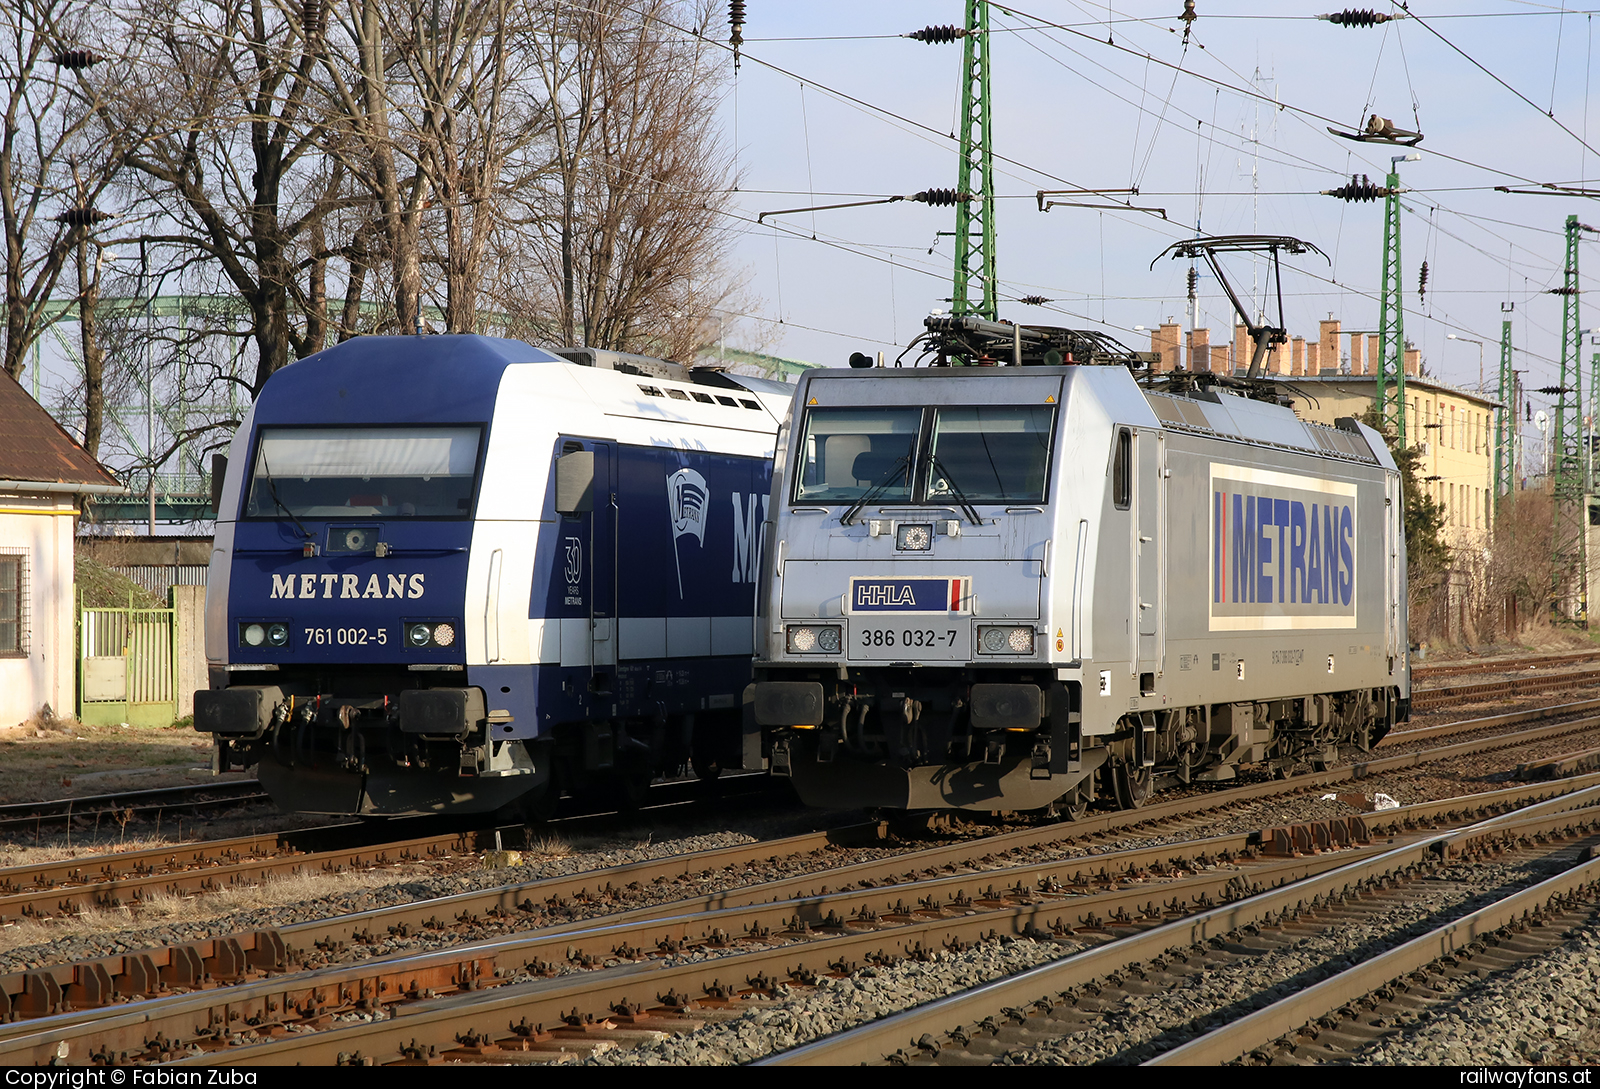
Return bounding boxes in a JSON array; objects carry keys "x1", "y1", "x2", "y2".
[{"x1": 0, "y1": 368, "x2": 122, "y2": 727}]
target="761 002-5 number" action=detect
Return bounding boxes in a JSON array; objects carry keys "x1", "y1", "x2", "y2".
[{"x1": 303, "y1": 626, "x2": 388, "y2": 646}]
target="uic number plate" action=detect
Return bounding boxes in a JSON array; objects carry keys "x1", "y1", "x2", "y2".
[{"x1": 851, "y1": 624, "x2": 970, "y2": 661}]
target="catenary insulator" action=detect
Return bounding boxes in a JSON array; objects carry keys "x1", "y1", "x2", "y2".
[
  {"x1": 301, "y1": 0, "x2": 325, "y2": 37},
  {"x1": 906, "y1": 25, "x2": 965, "y2": 44},
  {"x1": 911, "y1": 189, "x2": 968, "y2": 206},
  {"x1": 1418, "y1": 260, "x2": 1429, "y2": 302},
  {"x1": 729, "y1": 1, "x2": 745, "y2": 69},
  {"x1": 1322, "y1": 174, "x2": 1389, "y2": 202},
  {"x1": 1018, "y1": 295, "x2": 1052, "y2": 306},
  {"x1": 48, "y1": 50, "x2": 98, "y2": 68},
  {"x1": 1319, "y1": 10, "x2": 1393, "y2": 27},
  {"x1": 54, "y1": 207, "x2": 109, "y2": 227}
]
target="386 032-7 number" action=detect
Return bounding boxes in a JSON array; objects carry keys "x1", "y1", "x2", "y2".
[
  {"x1": 303, "y1": 626, "x2": 388, "y2": 646},
  {"x1": 859, "y1": 628, "x2": 957, "y2": 648}
]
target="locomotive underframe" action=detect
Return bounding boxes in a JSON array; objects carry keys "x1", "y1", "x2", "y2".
[
  {"x1": 755, "y1": 664, "x2": 1402, "y2": 812},
  {"x1": 199, "y1": 665, "x2": 740, "y2": 817}
]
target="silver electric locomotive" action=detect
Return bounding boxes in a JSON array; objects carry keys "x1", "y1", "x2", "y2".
[{"x1": 750, "y1": 318, "x2": 1409, "y2": 814}]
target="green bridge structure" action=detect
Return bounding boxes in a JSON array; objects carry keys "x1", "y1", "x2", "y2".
[{"x1": 30, "y1": 295, "x2": 815, "y2": 525}]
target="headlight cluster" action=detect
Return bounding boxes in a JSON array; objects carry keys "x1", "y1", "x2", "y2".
[
  {"x1": 895, "y1": 523, "x2": 933, "y2": 551},
  {"x1": 239, "y1": 622, "x2": 289, "y2": 648},
  {"x1": 406, "y1": 621, "x2": 458, "y2": 648},
  {"x1": 786, "y1": 624, "x2": 842, "y2": 655},
  {"x1": 978, "y1": 625, "x2": 1035, "y2": 655}
]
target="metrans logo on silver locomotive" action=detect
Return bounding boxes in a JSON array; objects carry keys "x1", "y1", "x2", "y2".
[{"x1": 1209, "y1": 464, "x2": 1356, "y2": 631}]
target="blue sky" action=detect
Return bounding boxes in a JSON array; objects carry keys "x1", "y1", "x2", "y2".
[{"x1": 707, "y1": 2, "x2": 1599, "y2": 406}]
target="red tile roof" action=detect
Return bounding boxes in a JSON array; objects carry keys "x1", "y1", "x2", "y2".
[{"x1": 0, "y1": 367, "x2": 120, "y2": 489}]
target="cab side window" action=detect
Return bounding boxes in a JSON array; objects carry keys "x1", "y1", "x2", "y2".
[{"x1": 1112, "y1": 429, "x2": 1132, "y2": 510}]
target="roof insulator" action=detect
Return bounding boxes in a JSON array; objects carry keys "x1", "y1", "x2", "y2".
[
  {"x1": 910, "y1": 189, "x2": 968, "y2": 206},
  {"x1": 301, "y1": 0, "x2": 325, "y2": 39},
  {"x1": 1321, "y1": 174, "x2": 1391, "y2": 202},
  {"x1": 1186, "y1": 267, "x2": 1199, "y2": 297},
  {"x1": 1318, "y1": 10, "x2": 1397, "y2": 27},
  {"x1": 729, "y1": 0, "x2": 745, "y2": 70},
  {"x1": 54, "y1": 207, "x2": 110, "y2": 227},
  {"x1": 906, "y1": 25, "x2": 966, "y2": 44},
  {"x1": 48, "y1": 50, "x2": 99, "y2": 69}
]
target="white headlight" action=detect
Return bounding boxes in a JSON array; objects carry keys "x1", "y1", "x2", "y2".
[
  {"x1": 896, "y1": 523, "x2": 933, "y2": 551},
  {"x1": 979, "y1": 626, "x2": 1034, "y2": 655}
]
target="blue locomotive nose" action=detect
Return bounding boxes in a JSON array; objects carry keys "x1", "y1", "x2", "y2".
[{"x1": 198, "y1": 335, "x2": 793, "y2": 818}]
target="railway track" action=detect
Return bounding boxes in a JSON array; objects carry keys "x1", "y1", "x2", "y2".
[
  {"x1": 1410, "y1": 664, "x2": 1600, "y2": 713},
  {"x1": 1411, "y1": 648, "x2": 1600, "y2": 682},
  {"x1": 5, "y1": 698, "x2": 1600, "y2": 1066},
  {"x1": 0, "y1": 686, "x2": 1592, "y2": 1065},
  {"x1": 0, "y1": 779, "x2": 270, "y2": 837},
  {"x1": 0, "y1": 651, "x2": 1573, "y2": 842},
  {"x1": 756, "y1": 790, "x2": 1600, "y2": 1066}
]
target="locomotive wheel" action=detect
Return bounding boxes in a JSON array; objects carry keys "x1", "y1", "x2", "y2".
[
  {"x1": 1109, "y1": 763, "x2": 1152, "y2": 810},
  {"x1": 617, "y1": 771, "x2": 654, "y2": 813},
  {"x1": 514, "y1": 782, "x2": 560, "y2": 825},
  {"x1": 1054, "y1": 779, "x2": 1092, "y2": 821}
]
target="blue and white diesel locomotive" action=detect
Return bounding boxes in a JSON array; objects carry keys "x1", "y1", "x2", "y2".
[
  {"x1": 750, "y1": 317, "x2": 1410, "y2": 814},
  {"x1": 194, "y1": 334, "x2": 793, "y2": 818}
]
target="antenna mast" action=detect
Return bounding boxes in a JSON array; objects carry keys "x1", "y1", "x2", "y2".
[{"x1": 951, "y1": 0, "x2": 995, "y2": 322}]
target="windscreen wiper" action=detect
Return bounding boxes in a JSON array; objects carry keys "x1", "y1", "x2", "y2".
[
  {"x1": 927, "y1": 456, "x2": 983, "y2": 526},
  {"x1": 841, "y1": 456, "x2": 910, "y2": 526},
  {"x1": 258, "y1": 446, "x2": 315, "y2": 542}
]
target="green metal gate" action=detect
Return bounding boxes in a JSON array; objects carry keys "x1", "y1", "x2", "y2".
[{"x1": 79, "y1": 593, "x2": 179, "y2": 727}]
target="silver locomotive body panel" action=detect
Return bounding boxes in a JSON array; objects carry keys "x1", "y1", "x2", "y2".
[{"x1": 754, "y1": 364, "x2": 1407, "y2": 812}]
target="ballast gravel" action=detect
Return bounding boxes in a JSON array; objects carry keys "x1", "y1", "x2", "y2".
[
  {"x1": 1351, "y1": 925, "x2": 1600, "y2": 1066},
  {"x1": 582, "y1": 848, "x2": 1582, "y2": 1066}
]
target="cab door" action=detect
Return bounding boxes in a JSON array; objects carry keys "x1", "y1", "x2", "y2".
[
  {"x1": 554, "y1": 439, "x2": 617, "y2": 672},
  {"x1": 1134, "y1": 429, "x2": 1166, "y2": 680}
]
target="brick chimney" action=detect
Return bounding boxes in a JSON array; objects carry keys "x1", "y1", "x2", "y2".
[
  {"x1": 1189, "y1": 326, "x2": 1211, "y2": 371},
  {"x1": 1317, "y1": 318, "x2": 1340, "y2": 374},
  {"x1": 1152, "y1": 322, "x2": 1182, "y2": 372}
]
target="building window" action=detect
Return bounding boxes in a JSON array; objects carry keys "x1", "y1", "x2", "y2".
[{"x1": 0, "y1": 552, "x2": 25, "y2": 657}]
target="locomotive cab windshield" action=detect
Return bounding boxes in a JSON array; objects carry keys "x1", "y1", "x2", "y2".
[
  {"x1": 793, "y1": 403, "x2": 1055, "y2": 507},
  {"x1": 244, "y1": 425, "x2": 484, "y2": 520}
]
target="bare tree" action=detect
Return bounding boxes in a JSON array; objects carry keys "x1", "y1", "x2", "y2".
[
  {"x1": 116, "y1": 0, "x2": 342, "y2": 395},
  {"x1": 509, "y1": 0, "x2": 739, "y2": 361},
  {"x1": 0, "y1": 0, "x2": 133, "y2": 383}
]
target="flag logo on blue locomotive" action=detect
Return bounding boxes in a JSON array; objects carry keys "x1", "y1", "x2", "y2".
[
  {"x1": 847, "y1": 577, "x2": 972, "y2": 614},
  {"x1": 1210, "y1": 464, "x2": 1357, "y2": 631},
  {"x1": 668, "y1": 467, "x2": 708, "y2": 597}
]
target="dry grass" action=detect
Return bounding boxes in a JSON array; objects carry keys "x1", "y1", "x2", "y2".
[
  {"x1": 0, "y1": 868, "x2": 404, "y2": 956},
  {"x1": 523, "y1": 835, "x2": 572, "y2": 860},
  {"x1": 0, "y1": 716, "x2": 216, "y2": 804}
]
